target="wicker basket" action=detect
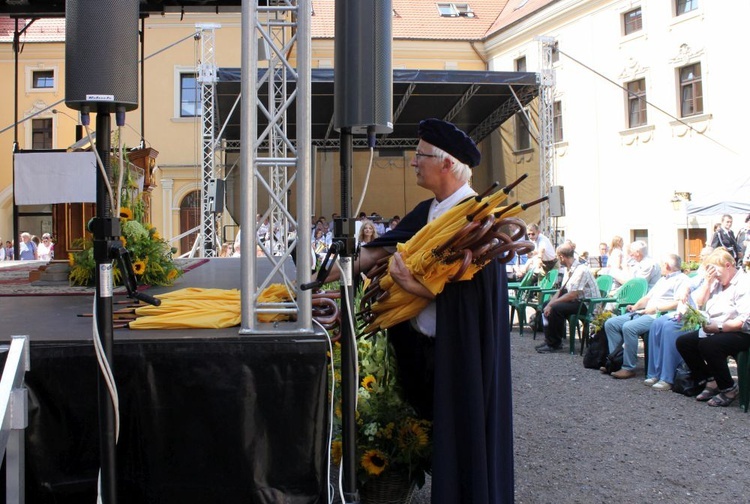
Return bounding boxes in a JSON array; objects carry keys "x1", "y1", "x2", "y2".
[{"x1": 360, "y1": 471, "x2": 417, "y2": 504}]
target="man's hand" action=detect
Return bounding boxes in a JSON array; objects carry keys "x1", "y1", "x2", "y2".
[{"x1": 389, "y1": 252, "x2": 435, "y2": 300}]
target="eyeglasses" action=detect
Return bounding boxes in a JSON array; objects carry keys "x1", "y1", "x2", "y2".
[{"x1": 414, "y1": 151, "x2": 440, "y2": 161}]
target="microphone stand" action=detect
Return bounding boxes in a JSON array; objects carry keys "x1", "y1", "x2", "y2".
[
  {"x1": 87, "y1": 109, "x2": 160, "y2": 503},
  {"x1": 302, "y1": 127, "x2": 359, "y2": 503}
]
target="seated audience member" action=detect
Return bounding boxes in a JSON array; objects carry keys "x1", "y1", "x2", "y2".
[
  {"x1": 521, "y1": 223, "x2": 557, "y2": 277},
  {"x1": 644, "y1": 247, "x2": 713, "y2": 391},
  {"x1": 312, "y1": 228, "x2": 329, "y2": 264},
  {"x1": 218, "y1": 242, "x2": 233, "y2": 257},
  {"x1": 357, "y1": 219, "x2": 379, "y2": 245},
  {"x1": 676, "y1": 248, "x2": 750, "y2": 407},
  {"x1": 598, "y1": 242, "x2": 609, "y2": 267},
  {"x1": 610, "y1": 240, "x2": 660, "y2": 289},
  {"x1": 535, "y1": 243, "x2": 599, "y2": 353},
  {"x1": 387, "y1": 216, "x2": 400, "y2": 232},
  {"x1": 4, "y1": 240, "x2": 14, "y2": 260},
  {"x1": 603, "y1": 254, "x2": 688, "y2": 379}
]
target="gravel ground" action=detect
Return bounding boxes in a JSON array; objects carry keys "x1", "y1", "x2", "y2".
[{"x1": 395, "y1": 326, "x2": 750, "y2": 503}]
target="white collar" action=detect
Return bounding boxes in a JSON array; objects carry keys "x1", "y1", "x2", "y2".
[{"x1": 428, "y1": 183, "x2": 476, "y2": 222}]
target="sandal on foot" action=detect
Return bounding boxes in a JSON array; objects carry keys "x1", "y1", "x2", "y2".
[
  {"x1": 707, "y1": 385, "x2": 738, "y2": 408},
  {"x1": 696, "y1": 385, "x2": 719, "y2": 402}
]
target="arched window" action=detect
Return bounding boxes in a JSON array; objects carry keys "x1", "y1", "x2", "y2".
[{"x1": 179, "y1": 190, "x2": 201, "y2": 255}]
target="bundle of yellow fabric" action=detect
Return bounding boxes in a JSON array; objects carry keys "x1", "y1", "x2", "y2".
[
  {"x1": 128, "y1": 287, "x2": 241, "y2": 329},
  {"x1": 362, "y1": 188, "x2": 530, "y2": 334}
]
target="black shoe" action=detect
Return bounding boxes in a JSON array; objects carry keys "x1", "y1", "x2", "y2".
[
  {"x1": 536, "y1": 344, "x2": 562, "y2": 354},
  {"x1": 534, "y1": 342, "x2": 548, "y2": 350}
]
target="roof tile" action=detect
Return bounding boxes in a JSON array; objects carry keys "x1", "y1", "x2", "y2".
[{"x1": 0, "y1": 17, "x2": 65, "y2": 43}]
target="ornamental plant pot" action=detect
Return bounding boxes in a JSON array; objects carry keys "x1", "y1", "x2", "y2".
[{"x1": 359, "y1": 471, "x2": 417, "y2": 504}]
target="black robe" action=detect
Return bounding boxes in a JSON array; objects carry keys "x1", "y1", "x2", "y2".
[{"x1": 365, "y1": 199, "x2": 514, "y2": 503}]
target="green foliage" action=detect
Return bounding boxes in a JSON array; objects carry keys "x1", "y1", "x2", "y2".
[
  {"x1": 329, "y1": 284, "x2": 432, "y2": 488},
  {"x1": 680, "y1": 305, "x2": 707, "y2": 331},
  {"x1": 590, "y1": 310, "x2": 614, "y2": 334},
  {"x1": 68, "y1": 150, "x2": 181, "y2": 287}
]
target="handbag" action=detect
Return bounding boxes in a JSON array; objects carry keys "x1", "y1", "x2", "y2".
[{"x1": 671, "y1": 362, "x2": 704, "y2": 397}]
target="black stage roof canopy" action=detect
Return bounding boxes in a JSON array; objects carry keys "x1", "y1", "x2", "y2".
[
  {"x1": 0, "y1": 1, "x2": 245, "y2": 17},
  {"x1": 217, "y1": 67, "x2": 539, "y2": 149}
]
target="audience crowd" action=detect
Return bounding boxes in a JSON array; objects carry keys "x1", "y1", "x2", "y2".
[{"x1": 519, "y1": 214, "x2": 750, "y2": 410}]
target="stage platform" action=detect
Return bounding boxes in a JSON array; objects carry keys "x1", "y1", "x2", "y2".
[{"x1": 0, "y1": 258, "x2": 330, "y2": 503}]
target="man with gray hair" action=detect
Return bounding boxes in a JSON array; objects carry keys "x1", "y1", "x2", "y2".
[
  {"x1": 611, "y1": 240, "x2": 660, "y2": 289},
  {"x1": 604, "y1": 254, "x2": 689, "y2": 379},
  {"x1": 536, "y1": 242, "x2": 599, "y2": 353}
]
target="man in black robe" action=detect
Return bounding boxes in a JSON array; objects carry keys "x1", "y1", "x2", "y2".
[{"x1": 347, "y1": 118, "x2": 514, "y2": 503}]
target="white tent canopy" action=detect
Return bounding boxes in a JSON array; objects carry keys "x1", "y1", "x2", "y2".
[{"x1": 686, "y1": 173, "x2": 750, "y2": 216}]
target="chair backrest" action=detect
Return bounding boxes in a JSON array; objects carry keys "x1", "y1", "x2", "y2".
[
  {"x1": 538, "y1": 269, "x2": 558, "y2": 290},
  {"x1": 516, "y1": 269, "x2": 535, "y2": 287},
  {"x1": 615, "y1": 277, "x2": 649, "y2": 308},
  {"x1": 595, "y1": 274, "x2": 613, "y2": 297}
]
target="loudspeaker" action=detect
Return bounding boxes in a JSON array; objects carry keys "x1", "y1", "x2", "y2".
[
  {"x1": 208, "y1": 179, "x2": 225, "y2": 214},
  {"x1": 334, "y1": 0, "x2": 393, "y2": 134},
  {"x1": 65, "y1": 0, "x2": 139, "y2": 113},
  {"x1": 549, "y1": 185, "x2": 565, "y2": 217}
]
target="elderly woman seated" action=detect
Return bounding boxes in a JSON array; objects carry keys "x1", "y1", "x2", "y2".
[
  {"x1": 644, "y1": 247, "x2": 713, "y2": 391},
  {"x1": 676, "y1": 248, "x2": 750, "y2": 407}
]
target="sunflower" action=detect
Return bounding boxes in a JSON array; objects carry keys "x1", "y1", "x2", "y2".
[
  {"x1": 153, "y1": 231, "x2": 161, "y2": 240},
  {"x1": 119, "y1": 207, "x2": 133, "y2": 220},
  {"x1": 132, "y1": 260, "x2": 147, "y2": 275},
  {"x1": 120, "y1": 236, "x2": 127, "y2": 247},
  {"x1": 68, "y1": 253, "x2": 75, "y2": 267},
  {"x1": 361, "y1": 375, "x2": 376, "y2": 391},
  {"x1": 361, "y1": 449, "x2": 387, "y2": 476},
  {"x1": 167, "y1": 269, "x2": 178, "y2": 281},
  {"x1": 397, "y1": 420, "x2": 429, "y2": 451},
  {"x1": 331, "y1": 441, "x2": 343, "y2": 465}
]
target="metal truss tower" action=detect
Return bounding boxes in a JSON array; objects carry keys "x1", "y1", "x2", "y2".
[
  {"x1": 197, "y1": 23, "x2": 220, "y2": 257},
  {"x1": 536, "y1": 36, "x2": 556, "y2": 236},
  {"x1": 240, "y1": 0, "x2": 312, "y2": 334}
]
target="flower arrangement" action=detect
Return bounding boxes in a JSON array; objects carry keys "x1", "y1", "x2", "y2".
[
  {"x1": 679, "y1": 304, "x2": 707, "y2": 331},
  {"x1": 590, "y1": 310, "x2": 614, "y2": 334},
  {"x1": 330, "y1": 331, "x2": 432, "y2": 489},
  {"x1": 68, "y1": 150, "x2": 181, "y2": 287}
]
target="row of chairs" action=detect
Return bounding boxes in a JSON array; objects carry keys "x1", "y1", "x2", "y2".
[
  {"x1": 509, "y1": 273, "x2": 648, "y2": 354},
  {"x1": 509, "y1": 273, "x2": 750, "y2": 412}
]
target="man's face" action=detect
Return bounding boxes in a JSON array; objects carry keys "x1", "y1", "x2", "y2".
[
  {"x1": 411, "y1": 141, "x2": 444, "y2": 192},
  {"x1": 722, "y1": 217, "x2": 733, "y2": 230},
  {"x1": 660, "y1": 261, "x2": 670, "y2": 276},
  {"x1": 629, "y1": 249, "x2": 643, "y2": 263},
  {"x1": 599, "y1": 245, "x2": 608, "y2": 255}
]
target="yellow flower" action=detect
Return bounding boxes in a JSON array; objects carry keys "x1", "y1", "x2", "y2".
[
  {"x1": 398, "y1": 420, "x2": 429, "y2": 450},
  {"x1": 119, "y1": 207, "x2": 133, "y2": 220},
  {"x1": 120, "y1": 236, "x2": 127, "y2": 247},
  {"x1": 331, "y1": 441, "x2": 343, "y2": 465},
  {"x1": 68, "y1": 253, "x2": 75, "y2": 266},
  {"x1": 167, "y1": 269, "x2": 178, "y2": 281},
  {"x1": 133, "y1": 260, "x2": 147, "y2": 275},
  {"x1": 361, "y1": 375, "x2": 376, "y2": 391},
  {"x1": 361, "y1": 449, "x2": 387, "y2": 476},
  {"x1": 153, "y1": 231, "x2": 161, "y2": 240}
]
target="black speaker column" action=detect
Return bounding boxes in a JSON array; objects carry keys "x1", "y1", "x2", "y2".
[
  {"x1": 65, "y1": 2, "x2": 140, "y2": 503},
  {"x1": 333, "y1": 1, "x2": 393, "y2": 502}
]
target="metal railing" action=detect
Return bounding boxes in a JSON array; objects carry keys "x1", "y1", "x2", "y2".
[{"x1": 0, "y1": 336, "x2": 30, "y2": 504}]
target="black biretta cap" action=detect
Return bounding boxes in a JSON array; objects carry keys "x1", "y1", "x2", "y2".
[{"x1": 418, "y1": 118, "x2": 481, "y2": 168}]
